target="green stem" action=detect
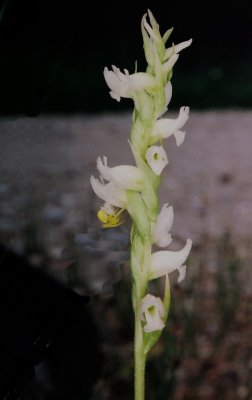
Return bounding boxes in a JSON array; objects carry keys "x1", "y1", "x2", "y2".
[{"x1": 134, "y1": 303, "x2": 146, "y2": 400}]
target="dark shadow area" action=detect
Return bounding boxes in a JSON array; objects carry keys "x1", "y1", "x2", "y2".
[
  {"x1": 0, "y1": 243, "x2": 103, "y2": 400},
  {"x1": 0, "y1": 0, "x2": 251, "y2": 115}
]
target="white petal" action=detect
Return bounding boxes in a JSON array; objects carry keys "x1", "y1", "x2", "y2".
[
  {"x1": 110, "y1": 91, "x2": 121, "y2": 102},
  {"x1": 104, "y1": 66, "x2": 156, "y2": 101},
  {"x1": 90, "y1": 176, "x2": 126, "y2": 208},
  {"x1": 97, "y1": 156, "x2": 112, "y2": 181},
  {"x1": 177, "y1": 265, "x2": 187, "y2": 283},
  {"x1": 97, "y1": 157, "x2": 144, "y2": 191},
  {"x1": 130, "y1": 72, "x2": 157, "y2": 91},
  {"x1": 155, "y1": 232, "x2": 172, "y2": 248},
  {"x1": 101, "y1": 202, "x2": 116, "y2": 215},
  {"x1": 153, "y1": 204, "x2": 174, "y2": 247},
  {"x1": 152, "y1": 106, "x2": 189, "y2": 142},
  {"x1": 174, "y1": 130, "x2": 186, "y2": 146},
  {"x1": 140, "y1": 294, "x2": 156, "y2": 314},
  {"x1": 144, "y1": 309, "x2": 165, "y2": 333},
  {"x1": 104, "y1": 67, "x2": 120, "y2": 93},
  {"x1": 109, "y1": 165, "x2": 144, "y2": 191},
  {"x1": 103, "y1": 66, "x2": 130, "y2": 99},
  {"x1": 145, "y1": 145, "x2": 168, "y2": 176},
  {"x1": 140, "y1": 294, "x2": 165, "y2": 333},
  {"x1": 165, "y1": 39, "x2": 192, "y2": 59},
  {"x1": 149, "y1": 239, "x2": 192, "y2": 280}
]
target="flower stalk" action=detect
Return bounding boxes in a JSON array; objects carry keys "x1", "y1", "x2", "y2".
[{"x1": 90, "y1": 9, "x2": 192, "y2": 400}]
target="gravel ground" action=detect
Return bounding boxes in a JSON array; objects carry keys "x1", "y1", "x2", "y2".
[
  {"x1": 1, "y1": 111, "x2": 252, "y2": 399},
  {"x1": 1, "y1": 109, "x2": 252, "y2": 286},
  {"x1": 1, "y1": 110, "x2": 252, "y2": 244}
]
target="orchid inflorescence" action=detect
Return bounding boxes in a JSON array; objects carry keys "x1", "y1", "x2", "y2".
[{"x1": 90, "y1": 10, "x2": 192, "y2": 400}]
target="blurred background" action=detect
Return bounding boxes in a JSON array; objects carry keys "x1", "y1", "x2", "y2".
[
  {"x1": 0, "y1": 0, "x2": 251, "y2": 114},
  {"x1": 0, "y1": 0, "x2": 252, "y2": 399}
]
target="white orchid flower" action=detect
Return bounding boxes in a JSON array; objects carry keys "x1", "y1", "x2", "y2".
[
  {"x1": 140, "y1": 294, "x2": 165, "y2": 333},
  {"x1": 165, "y1": 39, "x2": 192, "y2": 60},
  {"x1": 90, "y1": 176, "x2": 127, "y2": 209},
  {"x1": 151, "y1": 106, "x2": 189, "y2": 145},
  {"x1": 145, "y1": 145, "x2": 168, "y2": 176},
  {"x1": 152, "y1": 203, "x2": 174, "y2": 247},
  {"x1": 149, "y1": 239, "x2": 192, "y2": 282},
  {"x1": 104, "y1": 66, "x2": 157, "y2": 102},
  {"x1": 97, "y1": 156, "x2": 144, "y2": 191},
  {"x1": 91, "y1": 156, "x2": 145, "y2": 227}
]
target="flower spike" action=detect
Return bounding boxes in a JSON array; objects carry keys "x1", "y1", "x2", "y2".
[{"x1": 90, "y1": 11, "x2": 192, "y2": 400}]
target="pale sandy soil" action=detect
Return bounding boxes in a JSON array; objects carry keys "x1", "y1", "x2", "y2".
[
  {"x1": 1, "y1": 110, "x2": 252, "y2": 246},
  {"x1": 1, "y1": 112, "x2": 252, "y2": 400}
]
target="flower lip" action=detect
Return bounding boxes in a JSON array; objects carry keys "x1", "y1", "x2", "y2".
[
  {"x1": 151, "y1": 106, "x2": 189, "y2": 144},
  {"x1": 145, "y1": 145, "x2": 168, "y2": 176},
  {"x1": 149, "y1": 238, "x2": 192, "y2": 281},
  {"x1": 140, "y1": 294, "x2": 165, "y2": 333}
]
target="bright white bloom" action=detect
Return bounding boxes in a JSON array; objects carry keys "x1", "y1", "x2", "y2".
[
  {"x1": 90, "y1": 176, "x2": 127, "y2": 208},
  {"x1": 149, "y1": 239, "x2": 192, "y2": 282},
  {"x1": 165, "y1": 39, "x2": 193, "y2": 60},
  {"x1": 145, "y1": 145, "x2": 168, "y2": 176},
  {"x1": 140, "y1": 294, "x2": 165, "y2": 333},
  {"x1": 104, "y1": 66, "x2": 156, "y2": 102},
  {"x1": 151, "y1": 106, "x2": 189, "y2": 145},
  {"x1": 90, "y1": 156, "x2": 145, "y2": 220},
  {"x1": 97, "y1": 156, "x2": 144, "y2": 191},
  {"x1": 152, "y1": 204, "x2": 174, "y2": 247}
]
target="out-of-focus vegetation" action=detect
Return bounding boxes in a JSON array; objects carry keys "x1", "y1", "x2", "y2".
[
  {"x1": 91, "y1": 232, "x2": 252, "y2": 400},
  {"x1": 1, "y1": 177, "x2": 251, "y2": 399},
  {"x1": 1, "y1": 110, "x2": 252, "y2": 398}
]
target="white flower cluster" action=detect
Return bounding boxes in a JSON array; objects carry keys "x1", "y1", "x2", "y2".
[{"x1": 90, "y1": 10, "x2": 192, "y2": 334}]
